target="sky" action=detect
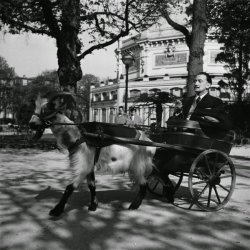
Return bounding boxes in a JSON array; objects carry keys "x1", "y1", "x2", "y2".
[{"x1": 0, "y1": 31, "x2": 118, "y2": 80}]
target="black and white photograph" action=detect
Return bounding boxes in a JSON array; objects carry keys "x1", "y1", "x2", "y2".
[{"x1": 0, "y1": 1, "x2": 250, "y2": 249}]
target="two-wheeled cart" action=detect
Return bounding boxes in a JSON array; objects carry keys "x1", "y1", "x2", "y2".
[
  {"x1": 81, "y1": 119, "x2": 236, "y2": 211},
  {"x1": 147, "y1": 119, "x2": 236, "y2": 211}
]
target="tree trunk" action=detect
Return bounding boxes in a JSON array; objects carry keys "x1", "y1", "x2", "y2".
[
  {"x1": 186, "y1": 0, "x2": 208, "y2": 97},
  {"x1": 237, "y1": 39, "x2": 244, "y2": 103},
  {"x1": 56, "y1": 0, "x2": 82, "y2": 93}
]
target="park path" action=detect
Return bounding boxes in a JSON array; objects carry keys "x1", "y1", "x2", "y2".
[{"x1": 0, "y1": 147, "x2": 250, "y2": 250}]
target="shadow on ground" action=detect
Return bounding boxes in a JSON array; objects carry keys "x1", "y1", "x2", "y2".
[{"x1": 0, "y1": 149, "x2": 250, "y2": 250}]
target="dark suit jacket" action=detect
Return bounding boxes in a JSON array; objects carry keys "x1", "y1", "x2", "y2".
[{"x1": 180, "y1": 94, "x2": 232, "y2": 131}]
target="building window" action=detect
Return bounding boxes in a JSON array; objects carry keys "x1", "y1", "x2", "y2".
[
  {"x1": 210, "y1": 51, "x2": 222, "y2": 64},
  {"x1": 102, "y1": 92, "x2": 109, "y2": 101},
  {"x1": 110, "y1": 91, "x2": 117, "y2": 100},
  {"x1": 130, "y1": 89, "x2": 141, "y2": 97},
  {"x1": 149, "y1": 88, "x2": 161, "y2": 96},
  {"x1": 170, "y1": 87, "x2": 182, "y2": 97},
  {"x1": 102, "y1": 108, "x2": 106, "y2": 123},
  {"x1": 209, "y1": 87, "x2": 219, "y2": 97},
  {"x1": 94, "y1": 109, "x2": 98, "y2": 121}
]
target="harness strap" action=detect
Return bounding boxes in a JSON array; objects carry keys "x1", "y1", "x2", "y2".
[
  {"x1": 94, "y1": 147, "x2": 101, "y2": 165},
  {"x1": 68, "y1": 137, "x2": 86, "y2": 154}
]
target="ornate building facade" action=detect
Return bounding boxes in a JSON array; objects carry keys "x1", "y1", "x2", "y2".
[{"x1": 89, "y1": 20, "x2": 238, "y2": 126}]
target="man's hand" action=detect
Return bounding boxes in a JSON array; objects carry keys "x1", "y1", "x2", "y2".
[{"x1": 201, "y1": 116, "x2": 220, "y2": 123}]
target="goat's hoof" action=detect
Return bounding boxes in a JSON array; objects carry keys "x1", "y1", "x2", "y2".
[
  {"x1": 128, "y1": 203, "x2": 139, "y2": 210},
  {"x1": 88, "y1": 202, "x2": 98, "y2": 211},
  {"x1": 49, "y1": 205, "x2": 64, "y2": 217}
]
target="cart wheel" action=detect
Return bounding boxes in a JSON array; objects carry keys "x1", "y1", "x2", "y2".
[
  {"x1": 188, "y1": 149, "x2": 236, "y2": 211},
  {"x1": 147, "y1": 170, "x2": 183, "y2": 197}
]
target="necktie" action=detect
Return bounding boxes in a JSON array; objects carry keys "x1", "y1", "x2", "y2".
[
  {"x1": 186, "y1": 97, "x2": 199, "y2": 120},
  {"x1": 196, "y1": 96, "x2": 201, "y2": 104}
]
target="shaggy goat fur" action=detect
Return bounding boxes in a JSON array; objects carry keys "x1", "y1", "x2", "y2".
[{"x1": 29, "y1": 94, "x2": 156, "y2": 216}]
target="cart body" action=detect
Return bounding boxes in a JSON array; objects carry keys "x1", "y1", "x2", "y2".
[{"x1": 80, "y1": 120, "x2": 236, "y2": 211}]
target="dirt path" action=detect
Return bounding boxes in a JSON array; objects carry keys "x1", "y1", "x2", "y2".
[{"x1": 0, "y1": 147, "x2": 250, "y2": 250}]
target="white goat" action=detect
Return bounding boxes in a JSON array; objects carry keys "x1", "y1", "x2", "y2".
[{"x1": 29, "y1": 93, "x2": 156, "y2": 217}]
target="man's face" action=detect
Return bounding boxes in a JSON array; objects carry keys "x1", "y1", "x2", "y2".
[
  {"x1": 193, "y1": 74, "x2": 211, "y2": 95},
  {"x1": 118, "y1": 107, "x2": 124, "y2": 114},
  {"x1": 130, "y1": 110, "x2": 135, "y2": 116}
]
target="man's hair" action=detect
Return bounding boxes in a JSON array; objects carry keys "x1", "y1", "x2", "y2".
[
  {"x1": 118, "y1": 106, "x2": 124, "y2": 109},
  {"x1": 197, "y1": 72, "x2": 212, "y2": 84},
  {"x1": 129, "y1": 107, "x2": 136, "y2": 112}
]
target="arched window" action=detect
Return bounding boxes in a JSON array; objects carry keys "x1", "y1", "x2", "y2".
[
  {"x1": 170, "y1": 87, "x2": 183, "y2": 97},
  {"x1": 110, "y1": 91, "x2": 117, "y2": 100},
  {"x1": 102, "y1": 92, "x2": 108, "y2": 101},
  {"x1": 149, "y1": 88, "x2": 161, "y2": 96},
  {"x1": 94, "y1": 94, "x2": 99, "y2": 102},
  {"x1": 130, "y1": 89, "x2": 141, "y2": 97}
]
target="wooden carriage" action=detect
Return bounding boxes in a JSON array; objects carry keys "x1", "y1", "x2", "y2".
[
  {"x1": 81, "y1": 119, "x2": 236, "y2": 212},
  {"x1": 147, "y1": 119, "x2": 236, "y2": 211}
]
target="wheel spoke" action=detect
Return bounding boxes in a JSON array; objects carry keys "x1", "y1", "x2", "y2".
[
  {"x1": 218, "y1": 183, "x2": 230, "y2": 193},
  {"x1": 192, "y1": 180, "x2": 208, "y2": 185},
  {"x1": 213, "y1": 185, "x2": 221, "y2": 204},
  {"x1": 196, "y1": 183, "x2": 209, "y2": 199},
  {"x1": 203, "y1": 155, "x2": 212, "y2": 175},
  {"x1": 207, "y1": 185, "x2": 212, "y2": 207},
  {"x1": 219, "y1": 175, "x2": 233, "y2": 180},
  {"x1": 214, "y1": 152, "x2": 219, "y2": 174},
  {"x1": 215, "y1": 161, "x2": 229, "y2": 175}
]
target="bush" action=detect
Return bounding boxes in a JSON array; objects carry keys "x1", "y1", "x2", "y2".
[{"x1": 227, "y1": 102, "x2": 250, "y2": 141}]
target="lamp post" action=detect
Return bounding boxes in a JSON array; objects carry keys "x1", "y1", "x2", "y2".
[{"x1": 122, "y1": 53, "x2": 134, "y2": 113}]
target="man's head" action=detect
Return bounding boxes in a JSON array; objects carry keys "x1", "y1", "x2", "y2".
[
  {"x1": 129, "y1": 107, "x2": 136, "y2": 116},
  {"x1": 193, "y1": 72, "x2": 212, "y2": 96},
  {"x1": 118, "y1": 106, "x2": 124, "y2": 115}
]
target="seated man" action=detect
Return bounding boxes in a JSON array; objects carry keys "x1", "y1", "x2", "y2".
[
  {"x1": 153, "y1": 72, "x2": 232, "y2": 203},
  {"x1": 173, "y1": 72, "x2": 232, "y2": 132}
]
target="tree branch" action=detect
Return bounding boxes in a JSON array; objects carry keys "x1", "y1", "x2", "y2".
[
  {"x1": 78, "y1": 0, "x2": 131, "y2": 60},
  {"x1": 160, "y1": 9, "x2": 191, "y2": 47},
  {"x1": 78, "y1": 29, "x2": 129, "y2": 60},
  {"x1": 4, "y1": 18, "x2": 51, "y2": 36}
]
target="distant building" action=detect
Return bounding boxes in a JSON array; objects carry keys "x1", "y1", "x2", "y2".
[
  {"x1": 89, "y1": 20, "x2": 250, "y2": 125},
  {"x1": 0, "y1": 76, "x2": 35, "y2": 123}
]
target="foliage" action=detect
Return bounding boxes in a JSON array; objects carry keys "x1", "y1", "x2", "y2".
[
  {"x1": 208, "y1": 0, "x2": 250, "y2": 103},
  {"x1": 13, "y1": 70, "x2": 58, "y2": 124},
  {"x1": 24, "y1": 70, "x2": 59, "y2": 102},
  {"x1": 0, "y1": 56, "x2": 17, "y2": 123},
  {"x1": 227, "y1": 102, "x2": 250, "y2": 139},
  {"x1": 77, "y1": 73, "x2": 100, "y2": 120},
  {"x1": 0, "y1": 55, "x2": 16, "y2": 78},
  {"x1": 0, "y1": 0, "x2": 159, "y2": 89}
]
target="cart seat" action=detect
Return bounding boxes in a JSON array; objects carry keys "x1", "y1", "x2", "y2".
[{"x1": 154, "y1": 120, "x2": 234, "y2": 155}]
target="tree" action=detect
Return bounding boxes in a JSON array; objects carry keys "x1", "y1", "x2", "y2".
[
  {"x1": 77, "y1": 73, "x2": 99, "y2": 120},
  {"x1": 0, "y1": 55, "x2": 16, "y2": 78},
  {"x1": 14, "y1": 70, "x2": 58, "y2": 124},
  {"x1": 208, "y1": 0, "x2": 250, "y2": 103},
  {"x1": 0, "y1": 55, "x2": 17, "y2": 122},
  {"x1": 0, "y1": 0, "x2": 158, "y2": 92},
  {"x1": 145, "y1": 0, "x2": 208, "y2": 96}
]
